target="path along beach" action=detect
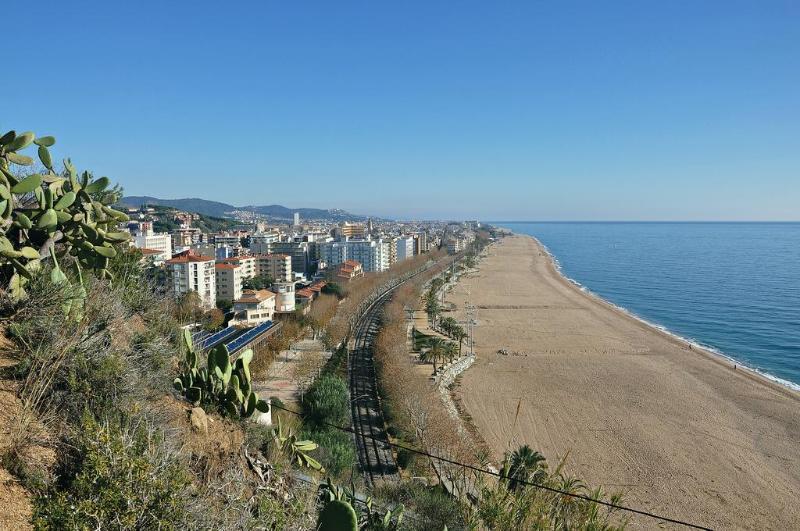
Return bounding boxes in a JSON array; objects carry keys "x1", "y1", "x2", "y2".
[{"x1": 448, "y1": 234, "x2": 799, "y2": 529}]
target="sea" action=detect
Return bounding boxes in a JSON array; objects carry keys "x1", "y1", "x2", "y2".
[{"x1": 495, "y1": 222, "x2": 800, "y2": 390}]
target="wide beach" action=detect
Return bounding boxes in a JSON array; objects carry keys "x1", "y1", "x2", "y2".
[{"x1": 448, "y1": 234, "x2": 800, "y2": 529}]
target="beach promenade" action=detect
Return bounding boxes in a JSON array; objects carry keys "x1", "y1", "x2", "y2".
[{"x1": 448, "y1": 235, "x2": 800, "y2": 529}]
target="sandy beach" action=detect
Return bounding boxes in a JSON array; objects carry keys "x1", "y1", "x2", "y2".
[{"x1": 448, "y1": 235, "x2": 800, "y2": 529}]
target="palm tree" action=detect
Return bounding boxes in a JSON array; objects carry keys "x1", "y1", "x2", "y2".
[
  {"x1": 453, "y1": 327, "x2": 467, "y2": 355},
  {"x1": 504, "y1": 444, "x2": 547, "y2": 492},
  {"x1": 424, "y1": 293, "x2": 441, "y2": 328},
  {"x1": 444, "y1": 341, "x2": 458, "y2": 363},
  {"x1": 440, "y1": 316, "x2": 458, "y2": 337},
  {"x1": 421, "y1": 337, "x2": 447, "y2": 374}
]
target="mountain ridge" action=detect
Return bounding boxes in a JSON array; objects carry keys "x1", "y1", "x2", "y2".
[{"x1": 120, "y1": 196, "x2": 367, "y2": 221}]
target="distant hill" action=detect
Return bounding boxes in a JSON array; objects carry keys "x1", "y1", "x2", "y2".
[
  {"x1": 120, "y1": 197, "x2": 234, "y2": 217},
  {"x1": 120, "y1": 196, "x2": 367, "y2": 221}
]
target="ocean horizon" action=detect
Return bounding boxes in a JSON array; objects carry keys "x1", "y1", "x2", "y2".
[{"x1": 495, "y1": 221, "x2": 800, "y2": 390}]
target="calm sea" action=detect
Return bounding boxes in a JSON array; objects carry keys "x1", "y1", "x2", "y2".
[{"x1": 495, "y1": 222, "x2": 800, "y2": 390}]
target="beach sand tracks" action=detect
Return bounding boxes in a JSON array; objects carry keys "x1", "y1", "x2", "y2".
[{"x1": 446, "y1": 235, "x2": 800, "y2": 530}]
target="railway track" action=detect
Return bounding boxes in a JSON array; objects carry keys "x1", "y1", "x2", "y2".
[{"x1": 349, "y1": 285, "x2": 401, "y2": 486}]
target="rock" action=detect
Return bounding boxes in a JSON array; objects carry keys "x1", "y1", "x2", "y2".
[{"x1": 189, "y1": 407, "x2": 208, "y2": 434}]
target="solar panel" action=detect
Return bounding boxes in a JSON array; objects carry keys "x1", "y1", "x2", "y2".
[
  {"x1": 225, "y1": 321, "x2": 275, "y2": 354},
  {"x1": 198, "y1": 326, "x2": 239, "y2": 350}
]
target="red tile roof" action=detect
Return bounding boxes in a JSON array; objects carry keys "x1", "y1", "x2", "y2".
[
  {"x1": 165, "y1": 249, "x2": 213, "y2": 264},
  {"x1": 235, "y1": 289, "x2": 275, "y2": 304}
]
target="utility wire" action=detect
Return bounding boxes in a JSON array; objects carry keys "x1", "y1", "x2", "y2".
[{"x1": 270, "y1": 402, "x2": 713, "y2": 530}]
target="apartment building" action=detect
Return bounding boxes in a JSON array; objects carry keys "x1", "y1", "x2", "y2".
[
  {"x1": 215, "y1": 262, "x2": 243, "y2": 303},
  {"x1": 214, "y1": 232, "x2": 244, "y2": 249},
  {"x1": 335, "y1": 222, "x2": 367, "y2": 240},
  {"x1": 413, "y1": 232, "x2": 428, "y2": 255},
  {"x1": 132, "y1": 225, "x2": 173, "y2": 263},
  {"x1": 230, "y1": 289, "x2": 275, "y2": 326},
  {"x1": 250, "y1": 232, "x2": 279, "y2": 254},
  {"x1": 172, "y1": 227, "x2": 204, "y2": 248},
  {"x1": 318, "y1": 239, "x2": 390, "y2": 272},
  {"x1": 165, "y1": 249, "x2": 216, "y2": 309},
  {"x1": 271, "y1": 241, "x2": 312, "y2": 277},
  {"x1": 218, "y1": 254, "x2": 293, "y2": 282},
  {"x1": 396, "y1": 236, "x2": 414, "y2": 261}
]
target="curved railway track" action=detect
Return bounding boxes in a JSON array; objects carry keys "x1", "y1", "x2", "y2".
[{"x1": 349, "y1": 285, "x2": 401, "y2": 485}]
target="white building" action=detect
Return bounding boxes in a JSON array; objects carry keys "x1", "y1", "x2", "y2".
[
  {"x1": 230, "y1": 289, "x2": 275, "y2": 326},
  {"x1": 132, "y1": 224, "x2": 172, "y2": 263},
  {"x1": 217, "y1": 254, "x2": 293, "y2": 283},
  {"x1": 293, "y1": 212, "x2": 300, "y2": 226},
  {"x1": 272, "y1": 281, "x2": 296, "y2": 313},
  {"x1": 214, "y1": 233, "x2": 243, "y2": 249},
  {"x1": 215, "y1": 262, "x2": 243, "y2": 303},
  {"x1": 250, "y1": 232, "x2": 279, "y2": 255},
  {"x1": 166, "y1": 249, "x2": 216, "y2": 309},
  {"x1": 319, "y1": 239, "x2": 390, "y2": 272},
  {"x1": 395, "y1": 236, "x2": 414, "y2": 262}
]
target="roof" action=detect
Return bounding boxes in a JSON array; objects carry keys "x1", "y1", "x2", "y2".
[
  {"x1": 342, "y1": 259, "x2": 361, "y2": 267},
  {"x1": 139, "y1": 248, "x2": 163, "y2": 256},
  {"x1": 296, "y1": 288, "x2": 315, "y2": 298},
  {"x1": 235, "y1": 289, "x2": 275, "y2": 304},
  {"x1": 215, "y1": 263, "x2": 238, "y2": 270},
  {"x1": 165, "y1": 249, "x2": 214, "y2": 264},
  {"x1": 309, "y1": 281, "x2": 327, "y2": 293}
]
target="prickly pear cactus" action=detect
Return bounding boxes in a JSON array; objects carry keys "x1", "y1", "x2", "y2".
[
  {"x1": 174, "y1": 329, "x2": 271, "y2": 419},
  {"x1": 317, "y1": 499, "x2": 358, "y2": 531},
  {"x1": 0, "y1": 129, "x2": 129, "y2": 298}
]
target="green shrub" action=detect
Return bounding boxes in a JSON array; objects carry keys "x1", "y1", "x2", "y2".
[
  {"x1": 33, "y1": 414, "x2": 192, "y2": 530},
  {"x1": 302, "y1": 427, "x2": 356, "y2": 478},
  {"x1": 303, "y1": 373, "x2": 350, "y2": 428}
]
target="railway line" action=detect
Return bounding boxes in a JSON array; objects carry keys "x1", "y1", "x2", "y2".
[{"x1": 348, "y1": 284, "x2": 401, "y2": 485}]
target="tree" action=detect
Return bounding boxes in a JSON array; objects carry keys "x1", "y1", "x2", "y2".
[
  {"x1": 322, "y1": 282, "x2": 344, "y2": 299},
  {"x1": 420, "y1": 337, "x2": 447, "y2": 375},
  {"x1": 505, "y1": 444, "x2": 547, "y2": 492},
  {"x1": 243, "y1": 274, "x2": 273, "y2": 290},
  {"x1": 174, "y1": 291, "x2": 202, "y2": 324},
  {"x1": 453, "y1": 327, "x2": 468, "y2": 355},
  {"x1": 444, "y1": 341, "x2": 458, "y2": 363},
  {"x1": 424, "y1": 292, "x2": 440, "y2": 328},
  {"x1": 216, "y1": 298, "x2": 233, "y2": 313},
  {"x1": 201, "y1": 308, "x2": 225, "y2": 331}
]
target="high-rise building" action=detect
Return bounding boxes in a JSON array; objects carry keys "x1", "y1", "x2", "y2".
[
  {"x1": 215, "y1": 262, "x2": 243, "y2": 302},
  {"x1": 319, "y1": 239, "x2": 390, "y2": 272},
  {"x1": 271, "y1": 241, "x2": 312, "y2": 277},
  {"x1": 132, "y1": 223, "x2": 173, "y2": 263},
  {"x1": 293, "y1": 212, "x2": 300, "y2": 226},
  {"x1": 165, "y1": 249, "x2": 216, "y2": 309},
  {"x1": 396, "y1": 236, "x2": 414, "y2": 261},
  {"x1": 250, "y1": 232, "x2": 279, "y2": 254},
  {"x1": 217, "y1": 254, "x2": 293, "y2": 282}
]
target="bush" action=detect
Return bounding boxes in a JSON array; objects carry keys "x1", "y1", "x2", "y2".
[
  {"x1": 302, "y1": 427, "x2": 356, "y2": 478},
  {"x1": 303, "y1": 373, "x2": 349, "y2": 428},
  {"x1": 33, "y1": 414, "x2": 192, "y2": 530},
  {"x1": 375, "y1": 482, "x2": 467, "y2": 531}
]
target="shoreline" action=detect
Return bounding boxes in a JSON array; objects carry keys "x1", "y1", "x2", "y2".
[
  {"x1": 530, "y1": 234, "x2": 800, "y2": 398},
  {"x1": 448, "y1": 234, "x2": 800, "y2": 529}
]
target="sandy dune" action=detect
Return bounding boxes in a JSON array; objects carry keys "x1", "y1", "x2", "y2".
[{"x1": 449, "y1": 235, "x2": 799, "y2": 529}]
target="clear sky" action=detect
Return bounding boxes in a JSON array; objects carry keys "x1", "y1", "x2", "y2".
[{"x1": 2, "y1": 1, "x2": 798, "y2": 220}]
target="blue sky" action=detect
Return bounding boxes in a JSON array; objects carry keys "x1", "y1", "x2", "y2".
[{"x1": 2, "y1": 1, "x2": 798, "y2": 220}]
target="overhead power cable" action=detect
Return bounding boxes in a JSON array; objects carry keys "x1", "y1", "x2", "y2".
[{"x1": 270, "y1": 402, "x2": 713, "y2": 530}]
